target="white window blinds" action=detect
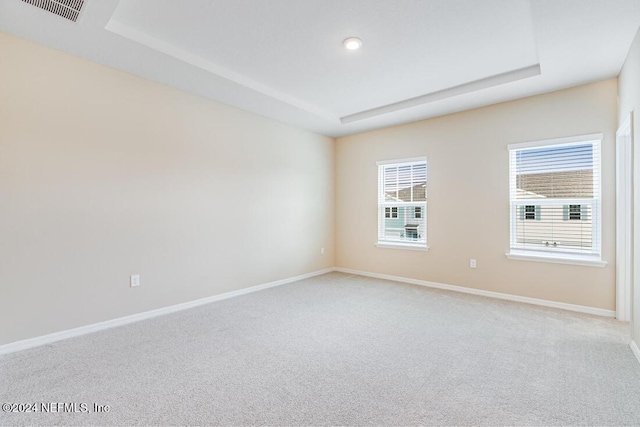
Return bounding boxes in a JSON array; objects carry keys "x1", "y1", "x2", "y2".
[
  {"x1": 377, "y1": 158, "x2": 427, "y2": 247},
  {"x1": 508, "y1": 134, "x2": 601, "y2": 258}
]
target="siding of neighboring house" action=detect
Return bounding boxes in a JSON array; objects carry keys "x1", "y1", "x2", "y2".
[
  {"x1": 514, "y1": 205, "x2": 593, "y2": 250},
  {"x1": 514, "y1": 169, "x2": 595, "y2": 251},
  {"x1": 383, "y1": 206, "x2": 424, "y2": 240},
  {"x1": 517, "y1": 170, "x2": 593, "y2": 198},
  {"x1": 383, "y1": 183, "x2": 427, "y2": 241}
]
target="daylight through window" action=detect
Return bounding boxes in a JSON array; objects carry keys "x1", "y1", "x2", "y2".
[
  {"x1": 508, "y1": 134, "x2": 601, "y2": 260},
  {"x1": 377, "y1": 158, "x2": 427, "y2": 248}
]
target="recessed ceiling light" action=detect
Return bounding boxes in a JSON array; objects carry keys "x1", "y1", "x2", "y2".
[{"x1": 343, "y1": 37, "x2": 362, "y2": 51}]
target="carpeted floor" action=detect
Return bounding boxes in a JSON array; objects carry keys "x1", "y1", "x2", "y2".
[{"x1": 1, "y1": 272, "x2": 639, "y2": 426}]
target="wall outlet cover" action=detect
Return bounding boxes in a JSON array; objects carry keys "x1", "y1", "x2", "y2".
[{"x1": 130, "y1": 274, "x2": 141, "y2": 287}]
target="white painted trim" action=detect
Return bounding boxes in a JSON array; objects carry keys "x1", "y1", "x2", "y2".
[
  {"x1": 341, "y1": 64, "x2": 541, "y2": 124},
  {"x1": 0, "y1": 268, "x2": 334, "y2": 356},
  {"x1": 3, "y1": 266, "x2": 618, "y2": 356},
  {"x1": 631, "y1": 341, "x2": 640, "y2": 365},
  {"x1": 616, "y1": 112, "x2": 634, "y2": 321},
  {"x1": 505, "y1": 252, "x2": 607, "y2": 268},
  {"x1": 376, "y1": 157, "x2": 427, "y2": 166},
  {"x1": 334, "y1": 267, "x2": 615, "y2": 317},
  {"x1": 507, "y1": 133, "x2": 603, "y2": 150},
  {"x1": 375, "y1": 242, "x2": 430, "y2": 251}
]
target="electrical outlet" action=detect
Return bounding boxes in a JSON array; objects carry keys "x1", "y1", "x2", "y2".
[
  {"x1": 130, "y1": 274, "x2": 140, "y2": 287},
  {"x1": 470, "y1": 259, "x2": 477, "y2": 269},
  {"x1": 321, "y1": 247, "x2": 325, "y2": 255}
]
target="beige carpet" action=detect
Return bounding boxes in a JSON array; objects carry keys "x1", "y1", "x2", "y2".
[{"x1": 1, "y1": 272, "x2": 639, "y2": 425}]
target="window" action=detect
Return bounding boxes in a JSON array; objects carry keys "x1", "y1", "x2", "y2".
[
  {"x1": 507, "y1": 134, "x2": 604, "y2": 266},
  {"x1": 384, "y1": 207, "x2": 399, "y2": 218},
  {"x1": 377, "y1": 157, "x2": 427, "y2": 249},
  {"x1": 568, "y1": 204, "x2": 582, "y2": 220},
  {"x1": 523, "y1": 205, "x2": 538, "y2": 220}
]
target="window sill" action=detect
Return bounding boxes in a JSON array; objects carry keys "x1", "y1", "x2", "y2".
[
  {"x1": 375, "y1": 242, "x2": 430, "y2": 252},
  {"x1": 505, "y1": 251, "x2": 607, "y2": 267}
]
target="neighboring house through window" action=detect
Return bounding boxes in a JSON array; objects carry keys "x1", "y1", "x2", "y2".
[
  {"x1": 377, "y1": 157, "x2": 427, "y2": 249},
  {"x1": 507, "y1": 134, "x2": 604, "y2": 266}
]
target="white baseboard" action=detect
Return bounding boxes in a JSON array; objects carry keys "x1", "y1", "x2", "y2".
[
  {"x1": 0, "y1": 268, "x2": 334, "y2": 356},
  {"x1": 1, "y1": 266, "x2": 618, "y2": 356},
  {"x1": 334, "y1": 267, "x2": 616, "y2": 318},
  {"x1": 631, "y1": 341, "x2": 640, "y2": 365}
]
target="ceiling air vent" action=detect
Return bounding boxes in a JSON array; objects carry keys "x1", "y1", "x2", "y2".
[{"x1": 22, "y1": 0, "x2": 85, "y2": 22}]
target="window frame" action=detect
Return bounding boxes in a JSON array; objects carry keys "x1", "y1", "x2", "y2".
[
  {"x1": 376, "y1": 157, "x2": 428, "y2": 251},
  {"x1": 506, "y1": 133, "x2": 606, "y2": 267}
]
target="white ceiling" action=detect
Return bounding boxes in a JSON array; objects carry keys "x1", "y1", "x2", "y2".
[{"x1": 1, "y1": 0, "x2": 639, "y2": 137}]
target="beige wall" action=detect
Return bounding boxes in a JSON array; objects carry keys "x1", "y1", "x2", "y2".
[
  {"x1": 618, "y1": 27, "x2": 640, "y2": 343},
  {"x1": 0, "y1": 32, "x2": 335, "y2": 345},
  {"x1": 0, "y1": 27, "x2": 626, "y2": 347},
  {"x1": 336, "y1": 80, "x2": 617, "y2": 310}
]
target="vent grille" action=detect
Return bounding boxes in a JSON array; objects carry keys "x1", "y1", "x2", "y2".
[{"x1": 22, "y1": 0, "x2": 85, "y2": 22}]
